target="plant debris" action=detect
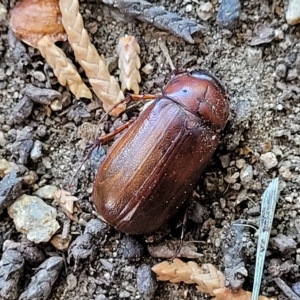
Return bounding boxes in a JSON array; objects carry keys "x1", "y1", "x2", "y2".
[
  {"x1": 0, "y1": 249, "x2": 24, "y2": 300},
  {"x1": 59, "y1": 0, "x2": 125, "y2": 116},
  {"x1": 18, "y1": 256, "x2": 64, "y2": 300},
  {"x1": 54, "y1": 189, "x2": 80, "y2": 222},
  {"x1": 222, "y1": 224, "x2": 248, "y2": 292},
  {"x1": 103, "y1": 0, "x2": 207, "y2": 43},
  {"x1": 9, "y1": 0, "x2": 67, "y2": 48},
  {"x1": 152, "y1": 258, "x2": 275, "y2": 300},
  {"x1": 37, "y1": 35, "x2": 92, "y2": 100},
  {"x1": 117, "y1": 35, "x2": 141, "y2": 94}
]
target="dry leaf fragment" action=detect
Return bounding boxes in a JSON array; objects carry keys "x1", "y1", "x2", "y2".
[
  {"x1": 50, "y1": 234, "x2": 72, "y2": 250},
  {"x1": 10, "y1": 0, "x2": 67, "y2": 48},
  {"x1": 117, "y1": 36, "x2": 141, "y2": 94},
  {"x1": 37, "y1": 36, "x2": 92, "y2": 100},
  {"x1": 54, "y1": 189, "x2": 79, "y2": 221},
  {"x1": 152, "y1": 259, "x2": 275, "y2": 300},
  {"x1": 59, "y1": 0, "x2": 125, "y2": 116}
]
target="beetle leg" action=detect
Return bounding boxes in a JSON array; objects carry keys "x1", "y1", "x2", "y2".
[
  {"x1": 129, "y1": 94, "x2": 157, "y2": 101},
  {"x1": 96, "y1": 119, "x2": 136, "y2": 144}
]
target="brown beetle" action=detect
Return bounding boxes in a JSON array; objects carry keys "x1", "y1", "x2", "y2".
[{"x1": 93, "y1": 70, "x2": 229, "y2": 234}]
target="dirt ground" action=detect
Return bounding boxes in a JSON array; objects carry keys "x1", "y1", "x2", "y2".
[{"x1": 1, "y1": 0, "x2": 300, "y2": 299}]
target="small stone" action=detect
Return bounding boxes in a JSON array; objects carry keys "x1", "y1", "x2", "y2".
[
  {"x1": 240, "y1": 165, "x2": 253, "y2": 183},
  {"x1": 137, "y1": 265, "x2": 157, "y2": 300},
  {"x1": 197, "y1": 2, "x2": 214, "y2": 21},
  {"x1": 8, "y1": 194, "x2": 60, "y2": 243},
  {"x1": 42, "y1": 157, "x2": 52, "y2": 169},
  {"x1": 50, "y1": 234, "x2": 72, "y2": 250},
  {"x1": 225, "y1": 172, "x2": 240, "y2": 184},
  {"x1": 9, "y1": 96, "x2": 33, "y2": 125},
  {"x1": 31, "y1": 70, "x2": 46, "y2": 82},
  {"x1": 275, "y1": 63, "x2": 287, "y2": 78},
  {"x1": 270, "y1": 234, "x2": 297, "y2": 254},
  {"x1": 220, "y1": 154, "x2": 230, "y2": 168},
  {"x1": 25, "y1": 84, "x2": 62, "y2": 105},
  {"x1": 185, "y1": 4, "x2": 193, "y2": 13},
  {"x1": 12, "y1": 126, "x2": 34, "y2": 165},
  {"x1": 0, "y1": 3, "x2": 7, "y2": 22},
  {"x1": 274, "y1": 29, "x2": 284, "y2": 40},
  {"x1": 30, "y1": 140, "x2": 43, "y2": 161},
  {"x1": 50, "y1": 99, "x2": 63, "y2": 111},
  {"x1": 122, "y1": 235, "x2": 144, "y2": 261},
  {"x1": 286, "y1": 0, "x2": 300, "y2": 25},
  {"x1": 0, "y1": 159, "x2": 17, "y2": 177},
  {"x1": 34, "y1": 185, "x2": 58, "y2": 199},
  {"x1": 286, "y1": 68, "x2": 298, "y2": 81},
  {"x1": 0, "y1": 131, "x2": 6, "y2": 147},
  {"x1": 23, "y1": 171, "x2": 38, "y2": 186},
  {"x1": 119, "y1": 291, "x2": 131, "y2": 298},
  {"x1": 84, "y1": 218, "x2": 110, "y2": 239},
  {"x1": 95, "y1": 295, "x2": 108, "y2": 300},
  {"x1": 279, "y1": 166, "x2": 293, "y2": 181},
  {"x1": 100, "y1": 259, "x2": 113, "y2": 272},
  {"x1": 217, "y1": 0, "x2": 240, "y2": 29},
  {"x1": 188, "y1": 201, "x2": 209, "y2": 224},
  {"x1": 142, "y1": 64, "x2": 154, "y2": 75},
  {"x1": 36, "y1": 125, "x2": 47, "y2": 138},
  {"x1": 0, "y1": 168, "x2": 23, "y2": 214},
  {"x1": 292, "y1": 282, "x2": 300, "y2": 296},
  {"x1": 125, "y1": 284, "x2": 136, "y2": 293},
  {"x1": 236, "y1": 159, "x2": 246, "y2": 169},
  {"x1": 260, "y1": 152, "x2": 278, "y2": 169}
]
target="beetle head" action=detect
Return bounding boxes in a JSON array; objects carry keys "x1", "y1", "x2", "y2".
[{"x1": 163, "y1": 70, "x2": 229, "y2": 130}]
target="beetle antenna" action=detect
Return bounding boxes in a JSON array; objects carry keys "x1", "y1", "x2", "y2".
[{"x1": 98, "y1": 93, "x2": 157, "y2": 125}]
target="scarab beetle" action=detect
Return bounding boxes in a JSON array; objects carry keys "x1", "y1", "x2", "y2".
[{"x1": 93, "y1": 70, "x2": 229, "y2": 234}]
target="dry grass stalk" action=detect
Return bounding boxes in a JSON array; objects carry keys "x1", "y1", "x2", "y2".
[
  {"x1": 37, "y1": 36, "x2": 92, "y2": 100},
  {"x1": 152, "y1": 259, "x2": 275, "y2": 300},
  {"x1": 59, "y1": 0, "x2": 125, "y2": 116},
  {"x1": 117, "y1": 36, "x2": 141, "y2": 94}
]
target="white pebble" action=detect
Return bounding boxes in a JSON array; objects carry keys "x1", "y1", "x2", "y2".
[
  {"x1": 260, "y1": 152, "x2": 278, "y2": 169},
  {"x1": 8, "y1": 194, "x2": 60, "y2": 243},
  {"x1": 286, "y1": 0, "x2": 300, "y2": 25},
  {"x1": 34, "y1": 185, "x2": 58, "y2": 199}
]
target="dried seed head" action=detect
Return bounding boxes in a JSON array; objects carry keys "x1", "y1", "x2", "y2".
[
  {"x1": 10, "y1": 0, "x2": 67, "y2": 48},
  {"x1": 59, "y1": 0, "x2": 125, "y2": 116},
  {"x1": 37, "y1": 35, "x2": 92, "y2": 99},
  {"x1": 117, "y1": 36, "x2": 141, "y2": 94}
]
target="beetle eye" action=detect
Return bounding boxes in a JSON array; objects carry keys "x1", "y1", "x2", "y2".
[{"x1": 182, "y1": 89, "x2": 188, "y2": 93}]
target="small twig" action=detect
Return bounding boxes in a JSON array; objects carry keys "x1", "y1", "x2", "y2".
[
  {"x1": 274, "y1": 278, "x2": 300, "y2": 300},
  {"x1": 158, "y1": 39, "x2": 175, "y2": 71}
]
